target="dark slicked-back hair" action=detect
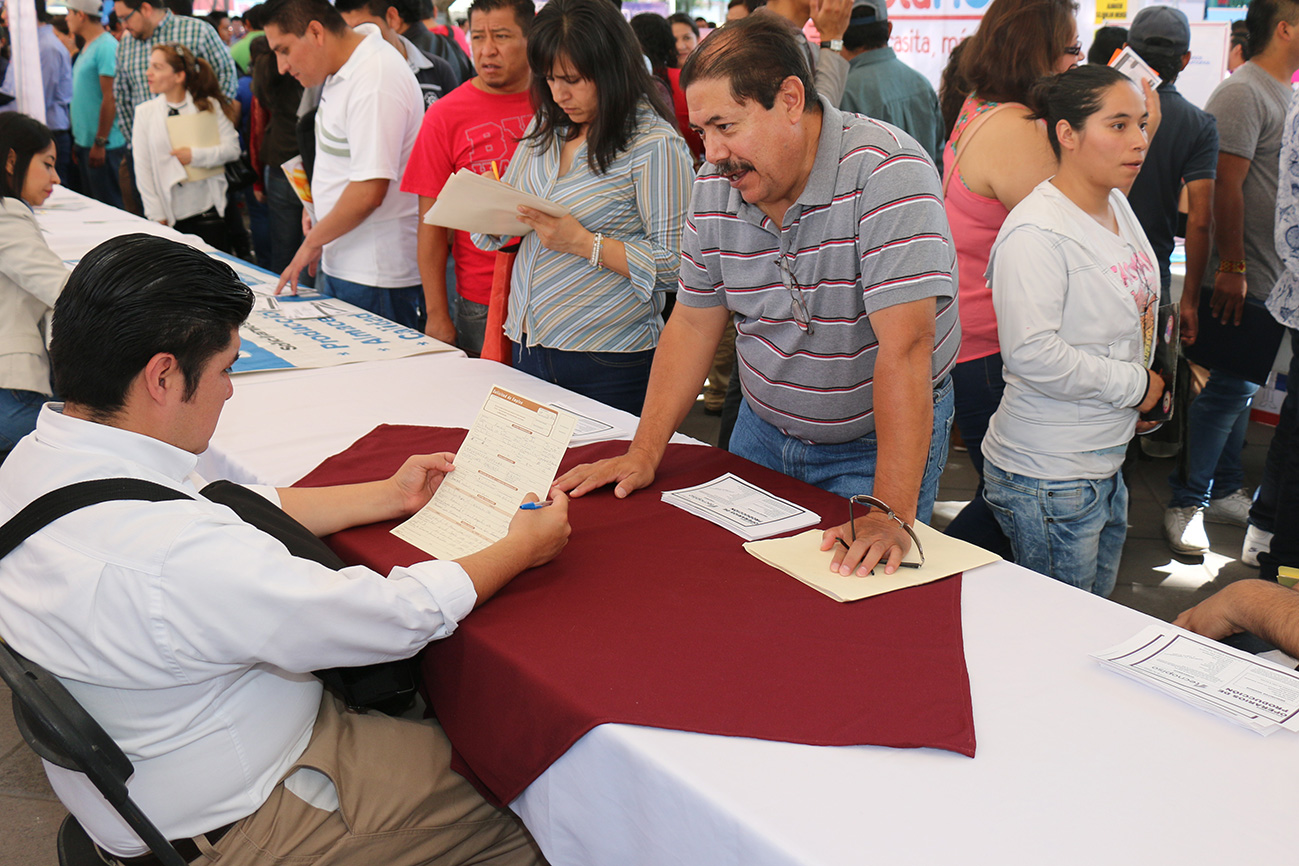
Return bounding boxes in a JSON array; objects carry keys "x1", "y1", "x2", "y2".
[
  {"x1": 681, "y1": 14, "x2": 819, "y2": 112},
  {"x1": 1028, "y1": 63, "x2": 1133, "y2": 159},
  {"x1": 522, "y1": 0, "x2": 674, "y2": 175},
  {"x1": 468, "y1": 0, "x2": 536, "y2": 35},
  {"x1": 51, "y1": 235, "x2": 254, "y2": 417},
  {"x1": 261, "y1": 0, "x2": 348, "y2": 37}
]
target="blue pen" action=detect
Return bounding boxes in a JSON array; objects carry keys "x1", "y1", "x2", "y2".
[{"x1": 519, "y1": 500, "x2": 553, "y2": 510}]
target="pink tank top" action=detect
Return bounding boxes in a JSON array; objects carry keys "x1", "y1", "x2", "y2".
[{"x1": 943, "y1": 97, "x2": 1015, "y2": 363}]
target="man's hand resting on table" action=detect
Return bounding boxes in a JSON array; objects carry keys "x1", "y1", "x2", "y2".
[
  {"x1": 553, "y1": 447, "x2": 658, "y2": 499},
  {"x1": 820, "y1": 512, "x2": 914, "y2": 576}
]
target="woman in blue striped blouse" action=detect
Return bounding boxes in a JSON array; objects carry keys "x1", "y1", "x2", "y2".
[{"x1": 473, "y1": 0, "x2": 694, "y2": 416}]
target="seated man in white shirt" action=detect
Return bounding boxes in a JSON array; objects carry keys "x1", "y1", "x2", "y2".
[{"x1": 0, "y1": 234, "x2": 566, "y2": 866}]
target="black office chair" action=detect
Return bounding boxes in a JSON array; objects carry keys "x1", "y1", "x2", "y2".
[{"x1": 0, "y1": 641, "x2": 189, "y2": 866}]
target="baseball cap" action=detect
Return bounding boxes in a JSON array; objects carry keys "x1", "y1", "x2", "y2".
[
  {"x1": 63, "y1": 0, "x2": 103, "y2": 13},
  {"x1": 1128, "y1": 5, "x2": 1191, "y2": 56},
  {"x1": 849, "y1": 0, "x2": 888, "y2": 26}
]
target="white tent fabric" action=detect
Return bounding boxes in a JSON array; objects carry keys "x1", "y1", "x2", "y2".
[{"x1": 2, "y1": 0, "x2": 48, "y2": 123}]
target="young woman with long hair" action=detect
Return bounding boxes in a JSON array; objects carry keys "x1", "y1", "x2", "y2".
[
  {"x1": 473, "y1": 0, "x2": 693, "y2": 416},
  {"x1": 981, "y1": 65, "x2": 1164, "y2": 596},
  {"x1": 132, "y1": 42, "x2": 240, "y2": 251},
  {"x1": 0, "y1": 113, "x2": 69, "y2": 461}
]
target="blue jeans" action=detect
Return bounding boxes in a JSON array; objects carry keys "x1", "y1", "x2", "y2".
[
  {"x1": 1168, "y1": 368, "x2": 1259, "y2": 508},
  {"x1": 1250, "y1": 328, "x2": 1299, "y2": 581},
  {"x1": 945, "y1": 353, "x2": 1014, "y2": 558},
  {"x1": 727, "y1": 375, "x2": 954, "y2": 522},
  {"x1": 74, "y1": 144, "x2": 124, "y2": 209},
  {"x1": 983, "y1": 457, "x2": 1128, "y2": 597},
  {"x1": 512, "y1": 343, "x2": 655, "y2": 416},
  {"x1": 0, "y1": 388, "x2": 45, "y2": 459},
  {"x1": 52, "y1": 129, "x2": 79, "y2": 195},
  {"x1": 264, "y1": 167, "x2": 306, "y2": 282},
  {"x1": 317, "y1": 272, "x2": 424, "y2": 332},
  {"x1": 455, "y1": 298, "x2": 489, "y2": 358}
]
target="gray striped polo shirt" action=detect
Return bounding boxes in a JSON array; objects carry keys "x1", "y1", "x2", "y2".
[{"x1": 677, "y1": 100, "x2": 961, "y2": 444}]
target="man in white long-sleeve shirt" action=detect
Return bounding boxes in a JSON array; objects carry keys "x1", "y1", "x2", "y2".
[{"x1": 0, "y1": 234, "x2": 564, "y2": 866}]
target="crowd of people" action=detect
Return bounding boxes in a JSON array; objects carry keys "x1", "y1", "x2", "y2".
[{"x1": 3, "y1": 0, "x2": 1299, "y2": 862}]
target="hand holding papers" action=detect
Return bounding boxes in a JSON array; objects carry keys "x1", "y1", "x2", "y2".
[
  {"x1": 1093, "y1": 626, "x2": 1299, "y2": 735},
  {"x1": 423, "y1": 169, "x2": 570, "y2": 236},
  {"x1": 661, "y1": 474, "x2": 820, "y2": 541},
  {"x1": 166, "y1": 112, "x2": 223, "y2": 182},
  {"x1": 1109, "y1": 45, "x2": 1162, "y2": 90},
  {"x1": 744, "y1": 524, "x2": 1001, "y2": 602},
  {"x1": 393, "y1": 387, "x2": 577, "y2": 560}
]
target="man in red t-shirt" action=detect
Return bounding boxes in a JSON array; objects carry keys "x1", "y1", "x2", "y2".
[{"x1": 401, "y1": 0, "x2": 536, "y2": 355}]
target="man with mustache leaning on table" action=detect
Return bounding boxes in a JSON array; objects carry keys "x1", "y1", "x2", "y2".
[
  {"x1": 556, "y1": 15, "x2": 960, "y2": 579},
  {"x1": 0, "y1": 234, "x2": 568, "y2": 866}
]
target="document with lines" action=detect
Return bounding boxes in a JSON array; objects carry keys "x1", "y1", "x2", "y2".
[{"x1": 393, "y1": 386, "x2": 577, "y2": 560}]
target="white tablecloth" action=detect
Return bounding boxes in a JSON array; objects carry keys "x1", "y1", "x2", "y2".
[{"x1": 37, "y1": 187, "x2": 1297, "y2": 866}]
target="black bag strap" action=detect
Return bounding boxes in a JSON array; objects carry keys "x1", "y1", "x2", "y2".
[{"x1": 0, "y1": 479, "x2": 191, "y2": 561}]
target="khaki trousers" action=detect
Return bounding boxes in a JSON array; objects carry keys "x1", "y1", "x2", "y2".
[{"x1": 190, "y1": 695, "x2": 546, "y2": 866}]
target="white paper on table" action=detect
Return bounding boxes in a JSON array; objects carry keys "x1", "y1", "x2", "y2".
[
  {"x1": 279, "y1": 300, "x2": 352, "y2": 319},
  {"x1": 422, "y1": 169, "x2": 570, "y2": 236},
  {"x1": 662, "y1": 473, "x2": 819, "y2": 541},
  {"x1": 1092, "y1": 626, "x2": 1299, "y2": 734},
  {"x1": 743, "y1": 523, "x2": 1000, "y2": 602},
  {"x1": 393, "y1": 386, "x2": 577, "y2": 560},
  {"x1": 547, "y1": 401, "x2": 623, "y2": 443},
  {"x1": 1109, "y1": 45, "x2": 1162, "y2": 90}
]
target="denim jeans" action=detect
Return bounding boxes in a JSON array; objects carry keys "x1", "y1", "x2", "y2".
[
  {"x1": 264, "y1": 167, "x2": 305, "y2": 281},
  {"x1": 52, "y1": 129, "x2": 79, "y2": 194},
  {"x1": 318, "y1": 272, "x2": 425, "y2": 332},
  {"x1": 512, "y1": 343, "x2": 655, "y2": 416},
  {"x1": 1167, "y1": 367, "x2": 1259, "y2": 508},
  {"x1": 945, "y1": 353, "x2": 1014, "y2": 559},
  {"x1": 727, "y1": 375, "x2": 954, "y2": 522},
  {"x1": 983, "y1": 456, "x2": 1128, "y2": 597},
  {"x1": 0, "y1": 388, "x2": 45, "y2": 460},
  {"x1": 74, "y1": 144, "x2": 124, "y2": 209},
  {"x1": 455, "y1": 298, "x2": 489, "y2": 358},
  {"x1": 1250, "y1": 328, "x2": 1299, "y2": 581}
]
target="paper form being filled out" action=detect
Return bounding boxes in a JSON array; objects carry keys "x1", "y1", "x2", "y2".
[{"x1": 392, "y1": 386, "x2": 577, "y2": 560}]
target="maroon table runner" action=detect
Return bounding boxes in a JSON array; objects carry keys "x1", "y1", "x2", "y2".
[{"x1": 297, "y1": 424, "x2": 976, "y2": 806}]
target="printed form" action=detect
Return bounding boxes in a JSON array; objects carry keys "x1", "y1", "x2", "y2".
[{"x1": 393, "y1": 386, "x2": 577, "y2": 560}]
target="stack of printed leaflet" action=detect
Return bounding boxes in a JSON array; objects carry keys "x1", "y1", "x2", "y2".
[
  {"x1": 661, "y1": 473, "x2": 820, "y2": 541},
  {"x1": 1092, "y1": 626, "x2": 1299, "y2": 735}
]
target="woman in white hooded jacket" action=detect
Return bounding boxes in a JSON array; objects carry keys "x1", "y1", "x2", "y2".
[
  {"x1": 982, "y1": 64, "x2": 1164, "y2": 597},
  {"x1": 132, "y1": 42, "x2": 239, "y2": 251}
]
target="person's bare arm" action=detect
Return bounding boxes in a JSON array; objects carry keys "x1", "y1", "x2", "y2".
[
  {"x1": 278, "y1": 456, "x2": 571, "y2": 605},
  {"x1": 417, "y1": 195, "x2": 456, "y2": 343},
  {"x1": 1209, "y1": 153, "x2": 1251, "y2": 326},
  {"x1": 1174, "y1": 580, "x2": 1299, "y2": 658},
  {"x1": 277, "y1": 178, "x2": 390, "y2": 293},
  {"x1": 277, "y1": 452, "x2": 457, "y2": 536},
  {"x1": 968, "y1": 113, "x2": 1057, "y2": 211},
  {"x1": 554, "y1": 303, "x2": 730, "y2": 498},
  {"x1": 454, "y1": 492, "x2": 571, "y2": 605},
  {"x1": 820, "y1": 298, "x2": 935, "y2": 576},
  {"x1": 1179, "y1": 178, "x2": 1214, "y2": 346},
  {"x1": 90, "y1": 75, "x2": 116, "y2": 168}
]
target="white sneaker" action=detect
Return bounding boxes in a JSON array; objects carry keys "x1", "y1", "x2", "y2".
[
  {"x1": 1242, "y1": 523, "x2": 1274, "y2": 568},
  {"x1": 1205, "y1": 488, "x2": 1252, "y2": 526},
  {"x1": 1165, "y1": 505, "x2": 1210, "y2": 555}
]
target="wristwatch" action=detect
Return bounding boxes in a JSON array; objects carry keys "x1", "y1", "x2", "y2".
[
  {"x1": 820, "y1": 39, "x2": 845, "y2": 51},
  {"x1": 93, "y1": 136, "x2": 109, "y2": 147}
]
